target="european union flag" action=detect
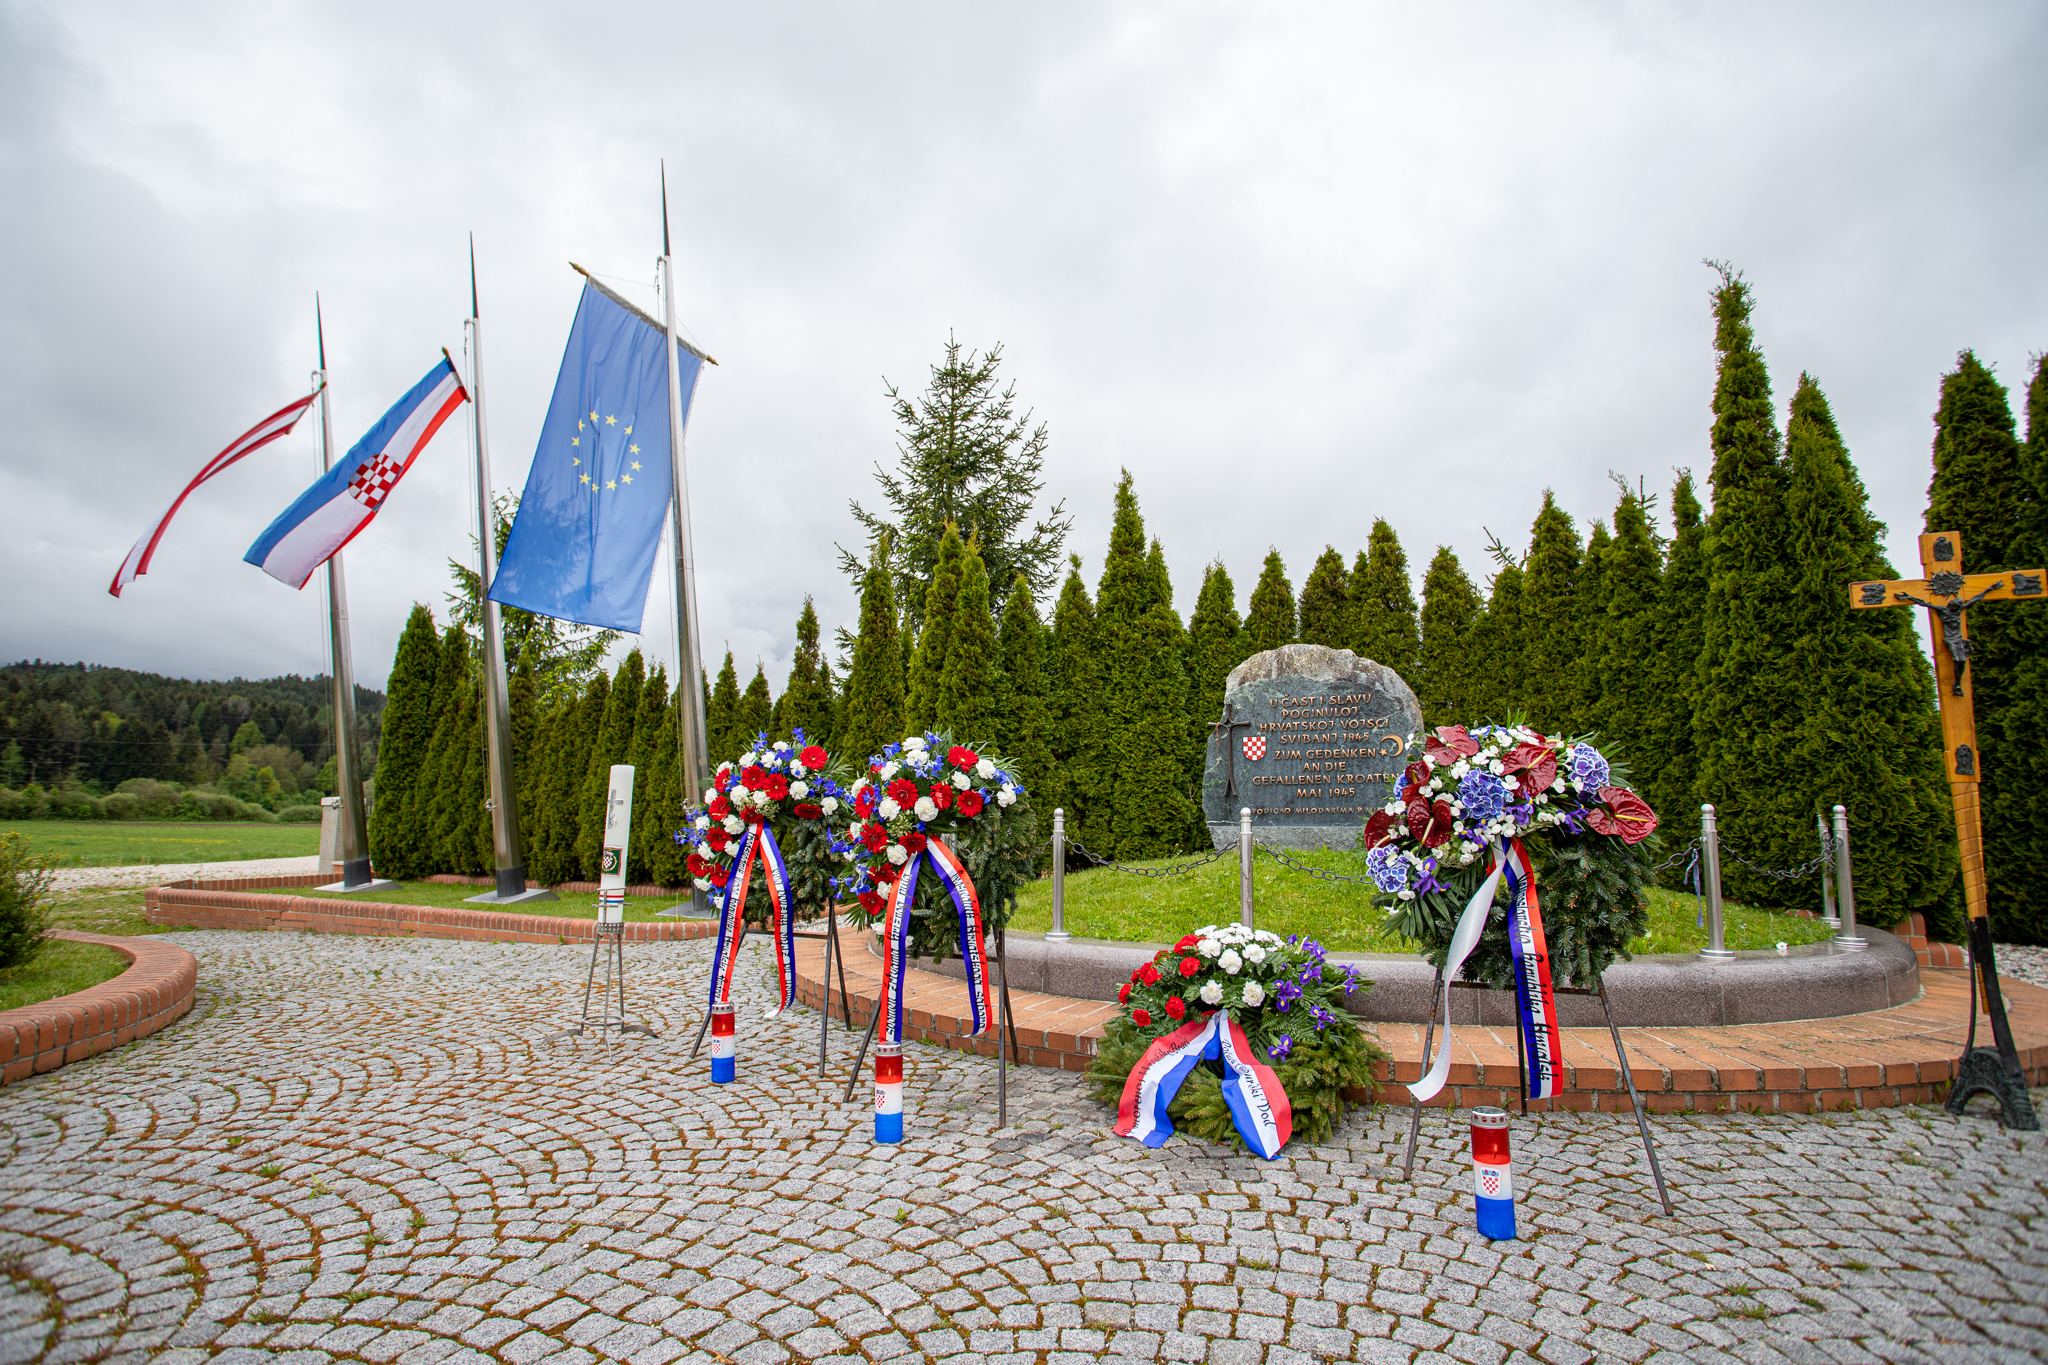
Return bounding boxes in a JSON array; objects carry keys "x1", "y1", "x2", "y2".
[{"x1": 489, "y1": 278, "x2": 705, "y2": 631}]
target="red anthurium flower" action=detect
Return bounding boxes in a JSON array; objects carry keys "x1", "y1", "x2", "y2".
[
  {"x1": 1362, "y1": 810, "x2": 1395, "y2": 850},
  {"x1": 1500, "y1": 743, "x2": 1559, "y2": 797},
  {"x1": 1178, "y1": 955, "x2": 1201, "y2": 978},
  {"x1": 1586, "y1": 786, "x2": 1660, "y2": 844},
  {"x1": 928, "y1": 783, "x2": 953, "y2": 812},
  {"x1": 1424, "y1": 725, "x2": 1481, "y2": 765},
  {"x1": 799, "y1": 745, "x2": 829, "y2": 771},
  {"x1": 1164, "y1": 997, "x2": 1186, "y2": 1021},
  {"x1": 1132, "y1": 1007, "x2": 1152, "y2": 1026},
  {"x1": 957, "y1": 791, "x2": 984, "y2": 817},
  {"x1": 1407, "y1": 797, "x2": 1454, "y2": 848},
  {"x1": 1138, "y1": 963, "x2": 1161, "y2": 985},
  {"x1": 886, "y1": 778, "x2": 920, "y2": 808},
  {"x1": 901, "y1": 832, "x2": 928, "y2": 856},
  {"x1": 1403, "y1": 760, "x2": 1433, "y2": 790},
  {"x1": 1119, "y1": 982, "x2": 1132, "y2": 1004}
]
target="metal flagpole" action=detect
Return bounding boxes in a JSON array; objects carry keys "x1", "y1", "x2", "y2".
[
  {"x1": 659, "y1": 162, "x2": 714, "y2": 918},
  {"x1": 463, "y1": 236, "x2": 555, "y2": 906},
  {"x1": 314, "y1": 296, "x2": 393, "y2": 893}
]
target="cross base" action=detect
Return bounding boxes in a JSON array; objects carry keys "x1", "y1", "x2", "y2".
[{"x1": 1945, "y1": 1047, "x2": 2039, "y2": 1130}]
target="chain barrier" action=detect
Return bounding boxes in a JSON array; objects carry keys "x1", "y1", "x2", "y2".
[
  {"x1": 1254, "y1": 842, "x2": 1381, "y2": 886},
  {"x1": 1648, "y1": 837, "x2": 1702, "y2": 876},
  {"x1": 1719, "y1": 837, "x2": 1835, "y2": 883},
  {"x1": 1062, "y1": 834, "x2": 1241, "y2": 878}
]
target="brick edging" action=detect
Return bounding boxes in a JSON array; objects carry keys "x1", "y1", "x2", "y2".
[
  {"x1": 145, "y1": 877, "x2": 716, "y2": 945},
  {"x1": 0, "y1": 930, "x2": 198, "y2": 1086}
]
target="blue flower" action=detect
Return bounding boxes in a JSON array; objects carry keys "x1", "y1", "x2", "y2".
[
  {"x1": 1567, "y1": 743, "x2": 1610, "y2": 791},
  {"x1": 1458, "y1": 769, "x2": 1509, "y2": 823},
  {"x1": 1366, "y1": 845, "x2": 1409, "y2": 894},
  {"x1": 1269, "y1": 1035, "x2": 1294, "y2": 1061},
  {"x1": 1275, "y1": 978, "x2": 1303, "y2": 1011}
]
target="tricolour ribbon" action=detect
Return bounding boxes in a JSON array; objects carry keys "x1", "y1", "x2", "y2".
[
  {"x1": 706, "y1": 822, "x2": 798, "y2": 1017},
  {"x1": 1113, "y1": 1010, "x2": 1294, "y2": 1159},
  {"x1": 1501, "y1": 838, "x2": 1563, "y2": 1099},
  {"x1": 877, "y1": 836, "x2": 993, "y2": 1046}
]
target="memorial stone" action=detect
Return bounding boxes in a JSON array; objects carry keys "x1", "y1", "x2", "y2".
[{"x1": 1202, "y1": 643, "x2": 1422, "y2": 851}]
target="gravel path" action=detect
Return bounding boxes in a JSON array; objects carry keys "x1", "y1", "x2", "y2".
[
  {"x1": 46, "y1": 855, "x2": 321, "y2": 892},
  {"x1": 1993, "y1": 943, "x2": 2048, "y2": 991},
  {"x1": 0, "y1": 930, "x2": 2040, "y2": 1365}
]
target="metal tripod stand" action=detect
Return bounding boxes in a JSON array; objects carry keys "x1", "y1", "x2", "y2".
[
  {"x1": 545, "y1": 922, "x2": 659, "y2": 1042},
  {"x1": 840, "y1": 927, "x2": 1021, "y2": 1128}
]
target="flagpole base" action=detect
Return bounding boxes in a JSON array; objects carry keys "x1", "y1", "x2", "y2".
[
  {"x1": 317, "y1": 877, "x2": 400, "y2": 894},
  {"x1": 464, "y1": 886, "x2": 560, "y2": 905}
]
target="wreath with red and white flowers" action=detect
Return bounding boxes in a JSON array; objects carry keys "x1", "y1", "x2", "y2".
[{"x1": 676, "y1": 728, "x2": 852, "y2": 923}]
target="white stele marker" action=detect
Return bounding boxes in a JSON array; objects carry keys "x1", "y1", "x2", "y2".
[{"x1": 599, "y1": 765, "x2": 635, "y2": 923}]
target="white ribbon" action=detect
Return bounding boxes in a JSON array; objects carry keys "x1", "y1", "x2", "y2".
[{"x1": 1407, "y1": 839, "x2": 1505, "y2": 1103}]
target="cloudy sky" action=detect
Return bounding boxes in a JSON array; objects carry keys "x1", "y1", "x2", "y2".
[{"x1": 3, "y1": 2, "x2": 2042, "y2": 695}]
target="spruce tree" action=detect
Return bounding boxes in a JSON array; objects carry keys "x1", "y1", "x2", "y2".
[
  {"x1": 937, "y1": 542, "x2": 1001, "y2": 744},
  {"x1": 1519, "y1": 493, "x2": 1583, "y2": 732},
  {"x1": 1297, "y1": 547, "x2": 1352, "y2": 649},
  {"x1": 1786, "y1": 374, "x2": 1956, "y2": 927},
  {"x1": 842, "y1": 547, "x2": 907, "y2": 765},
  {"x1": 1417, "y1": 547, "x2": 1482, "y2": 727},
  {"x1": 995, "y1": 572, "x2": 1054, "y2": 830},
  {"x1": 1930, "y1": 352, "x2": 2041, "y2": 941},
  {"x1": 1643, "y1": 473, "x2": 1707, "y2": 859},
  {"x1": 906, "y1": 525, "x2": 967, "y2": 730},
  {"x1": 368, "y1": 604, "x2": 442, "y2": 879},
  {"x1": 576, "y1": 651, "x2": 643, "y2": 878},
  {"x1": 1573, "y1": 521, "x2": 1611, "y2": 727},
  {"x1": 642, "y1": 688, "x2": 690, "y2": 887},
  {"x1": 405, "y1": 624, "x2": 470, "y2": 877},
  {"x1": 1096, "y1": 472, "x2": 1195, "y2": 858},
  {"x1": 1589, "y1": 484, "x2": 1663, "y2": 766},
  {"x1": 626, "y1": 665, "x2": 671, "y2": 884},
  {"x1": 451, "y1": 678, "x2": 489, "y2": 876},
  {"x1": 528, "y1": 676, "x2": 605, "y2": 886},
  {"x1": 1693, "y1": 266, "x2": 1808, "y2": 900},
  {"x1": 1243, "y1": 550, "x2": 1296, "y2": 656},
  {"x1": 1046, "y1": 557, "x2": 1108, "y2": 854},
  {"x1": 775, "y1": 598, "x2": 832, "y2": 744},
  {"x1": 707, "y1": 651, "x2": 741, "y2": 765},
  {"x1": 1353, "y1": 519, "x2": 1422, "y2": 683},
  {"x1": 737, "y1": 665, "x2": 772, "y2": 749}
]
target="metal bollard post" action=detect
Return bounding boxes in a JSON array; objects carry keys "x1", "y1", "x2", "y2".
[
  {"x1": 1817, "y1": 813, "x2": 1840, "y2": 928},
  {"x1": 1046, "y1": 809, "x2": 1069, "y2": 942},
  {"x1": 1239, "y1": 807, "x2": 1255, "y2": 930},
  {"x1": 1698, "y1": 804, "x2": 1734, "y2": 962},
  {"x1": 1831, "y1": 805, "x2": 1866, "y2": 951}
]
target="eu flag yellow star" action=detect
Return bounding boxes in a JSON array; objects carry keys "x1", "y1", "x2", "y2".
[
  {"x1": 630, "y1": 460, "x2": 642, "y2": 471},
  {"x1": 621, "y1": 473, "x2": 633, "y2": 485},
  {"x1": 605, "y1": 415, "x2": 617, "y2": 426},
  {"x1": 605, "y1": 479, "x2": 616, "y2": 490}
]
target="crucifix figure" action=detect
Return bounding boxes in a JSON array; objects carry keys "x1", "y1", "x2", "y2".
[
  {"x1": 1850, "y1": 530, "x2": 2044, "y2": 1130},
  {"x1": 1208, "y1": 702, "x2": 1255, "y2": 798}
]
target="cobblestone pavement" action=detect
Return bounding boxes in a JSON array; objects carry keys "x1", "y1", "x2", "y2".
[
  {"x1": 0, "y1": 932, "x2": 2041, "y2": 1365},
  {"x1": 1991, "y1": 944, "x2": 2048, "y2": 991},
  {"x1": 48, "y1": 856, "x2": 321, "y2": 893}
]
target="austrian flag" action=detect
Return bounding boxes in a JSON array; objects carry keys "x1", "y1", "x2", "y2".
[{"x1": 244, "y1": 357, "x2": 467, "y2": 588}]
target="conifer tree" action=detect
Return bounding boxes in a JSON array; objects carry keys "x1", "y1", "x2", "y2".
[
  {"x1": 1993, "y1": 356, "x2": 2048, "y2": 943},
  {"x1": 906, "y1": 525, "x2": 967, "y2": 730},
  {"x1": 642, "y1": 688, "x2": 690, "y2": 887},
  {"x1": 1470, "y1": 561, "x2": 1525, "y2": 719},
  {"x1": 576, "y1": 652, "x2": 643, "y2": 878},
  {"x1": 1694, "y1": 266, "x2": 1808, "y2": 899},
  {"x1": 1589, "y1": 483, "x2": 1663, "y2": 765},
  {"x1": 1417, "y1": 547, "x2": 1482, "y2": 726},
  {"x1": 405, "y1": 624, "x2": 470, "y2": 877},
  {"x1": 1353, "y1": 519, "x2": 1422, "y2": 682},
  {"x1": 937, "y1": 542, "x2": 1001, "y2": 743},
  {"x1": 1642, "y1": 473, "x2": 1706, "y2": 859},
  {"x1": 1573, "y1": 521, "x2": 1611, "y2": 725},
  {"x1": 1242, "y1": 551, "x2": 1296, "y2": 657},
  {"x1": 1046, "y1": 557, "x2": 1107, "y2": 853},
  {"x1": 1187, "y1": 561, "x2": 1243, "y2": 727},
  {"x1": 737, "y1": 665, "x2": 772, "y2": 749},
  {"x1": 1297, "y1": 547, "x2": 1352, "y2": 648},
  {"x1": 774, "y1": 598, "x2": 832, "y2": 744},
  {"x1": 528, "y1": 675, "x2": 605, "y2": 886},
  {"x1": 995, "y1": 572, "x2": 1054, "y2": 830},
  {"x1": 842, "y1": 546, "x2": 907, "y2": 765},
  {"x1": 509, "y1": 650, "x2": 538, "y2": 815},
  {"x1": 1519, "y1": 493, "x2": 1582, "y2": 732},
  {"x1": 1785, "y1": 374, "x2": 1955, "y2": 926},
  {"x1": 1930, "y1": 352, "x2": 2040, "y2": 940},
  {"x1": 368, "y1": 604, "x2": 442, "y2": 879},
  {"x1": 452, "y1": 679, "x2": 489, "y2": 876},
  {"x1": 1097, "y1": 472, "x2": 1195, "y2": 857},
  {"x1": 626, "y1": 666, "x2": 671, "y2": 884},
  {"x1": 707, "y1": 651, "x2": 740, "y2": 765}
]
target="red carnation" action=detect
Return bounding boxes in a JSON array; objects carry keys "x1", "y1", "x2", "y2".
[
  {"x1": 1119, "y1": 982, "x2": 1132, "y2": 1004},
  {"x1": 1585, "y1": 786, "x2": 1660, "y2": 845},
  {"x1": 861, "y1": 823, "x2": 890, "y2": 853},
  {"x1": 764, "y1": 773, "x2": 791, "y2": 801},
  {"x1": 1164, "y1": 997, "x2": 1185, "y2": 1021},
  {"x1": 1132, "y1": 1007, "x2": 1153, "y2": 1027},
  {"x1": 957, "y1": 790, "x2": 984, "y2": 818},
  {"x1": 1362, "y1": 810, "x2": 1395, "y2": 850},
  {"x1": 886, "y1": 778, "x2": 920, "y2": 808},
  {"x1": 1424, "y1": 725, "x2": 1481, "y2": 765},
  {"x1": 1139, "y1": 963, "x2": 1161, "y2": 985},
  {"x1": 793, "y1": 802, "x2": 822, "y2": 820},
  {"x1": 859, "y1": 889, "x2": 884, "y2": 913},
  {"x1": 928, "y1": 783, "x2": 953, "y2": 812},
  {"x1": 1175, "y1": 934, "x2": 1199, "y2": 950},
  {"x1": 799, "y1": 745, "x2": 829, "y2": 771},
  {"x1": 901, "y1": 832, "x2": 928, "y2": 856},
  {"x1": 1178, "y1": 955, "x2": 1201, "y2": 978},
  {"x1": 947, "y1": 745, "x2": 979, "y2": 768}
]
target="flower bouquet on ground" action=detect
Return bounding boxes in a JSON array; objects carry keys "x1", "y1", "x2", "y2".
[
  {"x1": 1362, "y1": 721, "x2": 1659, "y2": 1104},
  {"x1": 1087, "y1": 924, "x2": 1388, "y2": 1158}
]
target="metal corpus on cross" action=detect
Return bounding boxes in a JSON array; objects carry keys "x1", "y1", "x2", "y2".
[
  {"x1": 1849, "y1": 530, "x2": 2043, "y2": 1130},
  {"x1": 1208, "y1": 702, "x2": 1255, "y2": 797}
]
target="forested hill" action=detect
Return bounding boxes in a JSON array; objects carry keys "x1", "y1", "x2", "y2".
[{"x1": 0, "y1": 660, "x2": 385, "y2": 793}]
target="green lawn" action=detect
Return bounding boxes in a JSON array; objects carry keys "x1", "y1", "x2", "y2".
[
  {"x1": 1, "y1": 821, "x2": 319, "y2": 868},
  {"x1": 298, "y1": 881, "x2": 690, "y2": 923},
  {"x1": 1006, "y1": 849, "x2": 1838, "y2": 956},
  {"x1": 0, "y1": 939, "x2": 128, "y2": 1011}
]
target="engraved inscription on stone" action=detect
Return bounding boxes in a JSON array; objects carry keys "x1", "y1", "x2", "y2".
[{"x1": 1202, "y1": 643, "x2": 1423, "y2": 851}]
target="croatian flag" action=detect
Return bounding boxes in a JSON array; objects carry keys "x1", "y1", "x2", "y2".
[{"x1": 244, "y1": 357, "x2": 467, "y2": 588}]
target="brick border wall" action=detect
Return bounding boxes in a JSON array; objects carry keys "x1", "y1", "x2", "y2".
[
  {"x1": 146, "y1": 878, "x2": 717, "y2": 945},
  {"x1": 0, "y1": 930, "x2": 198, "y2": 1085}
]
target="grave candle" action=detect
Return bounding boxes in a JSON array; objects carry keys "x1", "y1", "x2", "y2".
[{"x1": 1471, "y1": 1107, "x2": 1515, "y2": 1240}]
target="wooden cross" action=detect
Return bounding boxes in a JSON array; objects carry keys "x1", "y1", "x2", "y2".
[
  {"x1": 1208, "y1": 702, "x2": 1255, "y2": 798},
  {"x1": 1849, "y1": 529, "x2": 2043, "y2": 1129}
]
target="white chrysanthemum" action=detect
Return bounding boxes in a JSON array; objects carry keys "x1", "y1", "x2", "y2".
[
  {"x1": 976, "y1": 757, "x2": 996, "y2": 779},
  {"x1": 1219, "y1": 949, "x2": 1243, "y2": 975},
  {"x1": 879, "y1": 761, "x2": 900, "y2": 780},
  {"x1": 951, "y1": 771, "x2": 971, "y2": 790},
  {"x1": 705, "y1": 787, "x2": 719, "y2": 804},
  {"x1": 848, "y1": 821, "x2": 863, "y2": 838},
  {"x1": 1246, "y1": 944, "x2": 1267, "y2": 964},
  {"x1": 695, "y1": 841, "x2": 713, "y2": 859},
  {"x1": 1241, "y1": 981, "x2": 1267, "y2": 1008},
  {"x1": 886, "y1": 843, "x2": 909, "y2": 865},
  {"x1": 902, "y1": 735, "x2": 928, "y2": 750},
  {"x1": 879, "y1": 798, "x2": 900, "y2": 820},
  {"x1": 723, "y1": 815, "x2": 745, "y2": 835},
  {"x1": 914, "y1": 797, "x2": 939, "y2": 822},
  {"x1": 1199, "y1": 925, "x2": 1218, "y2": 935},
  {"x1": 752, "y1": 789, "x2": 773, "y2": 809},
  {"x1": 821, "y1": 797, "x2": 839, "y2": 815},
  {"x1": 789, "y1": 780, "x2": 810, "y2": 800},
  {"x1": 772, "y1": 740, "x2": 790, "y2": 751},
  {"x1": 789, "y1": 760, "x2": 807, "y2": 777},
  {"x1": 1199, "y1": 980, "x2": 1224, "y2": 1006},
  {"x1": 1197, "y1": 937, "x2": 1220, "y2": 958},
  {"x1": 1398, "y1": 889, "x2": 1415, "y2": 901},
  {"x1": 996, "y1": 787, "x2": 1016, "y2": 807},
  {"x1": 694, "y1": 815, "x2": 710, "y2": 830},
  {"x1": 693, "y1": 877, "x2": 711, "y2": 891},
  {"x1": 739, "y1": 751, "x2": 759, "y2": 768},
  {"x1": 1256, "y1": 929, "x2": 1282, "y2": 944}
]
